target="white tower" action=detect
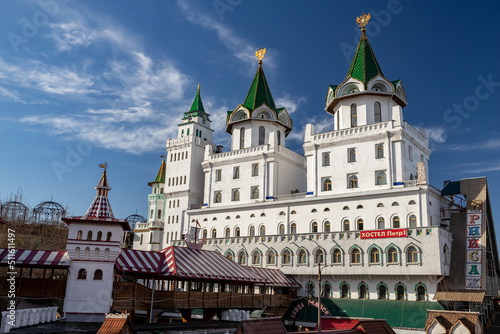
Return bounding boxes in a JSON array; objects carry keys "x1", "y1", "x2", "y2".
[
  {"x1": 62, "y1": 167, "x2": 130, "y2": 322},
  {"x1": 133, "y1": 158, "x2": 166, "y2": 251},
  {"x1": 163, "y1": 86, "x2": 214, "y2": 245}
]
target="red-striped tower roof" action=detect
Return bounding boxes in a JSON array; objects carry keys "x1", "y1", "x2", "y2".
[{"x1": 82, "y1": 168, "x2": 114, "y2": 220}]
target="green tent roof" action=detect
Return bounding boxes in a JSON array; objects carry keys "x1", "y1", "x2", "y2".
[
  {"x1": 189, "y1": 84, "x2": 205, "y2": 113},
  {"x1": 346, "y1": 30, "x2": 384, "y2": 84},
  {"x1": 148, "y1": 158, "x2": 166, "y2": 186},
  {"x1": 242, "y1": 63, "x2": 277, "y2": 112},
  {"x1": 282, "y1": 297, "x2": 444, "y2": 330}
]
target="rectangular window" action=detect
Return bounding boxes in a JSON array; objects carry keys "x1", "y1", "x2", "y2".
[
  {"x1": 408, "y1": 145, "x2": 413, "y2": 161},
  {"x1": 215, "y1": 169, "x2": 222, "y2": 182},
  {"x1": 322, "y1": 152, "x2": 331, "y2": 166}
]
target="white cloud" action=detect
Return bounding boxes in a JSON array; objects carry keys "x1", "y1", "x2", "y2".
[
  {"x1": 275, "y1": 94, "x2": 307, "y2": 114},
  {"x1": 0, "y1": 57, "x2": 95, "y2": 95},
  {"x1": 48, "y1": 21, "x2": 99, "y2": 52},
  {"x1": 286, "y1": 115, "x2": 332, "y2": 143},
  {"x1": 425, "y1": 126, "x2": 447, "y2": 144},
  {"x1": 176, "y1": 0, "x2": 275, "y2": 74},
  {"x1": 465, "y1": 163, "x2": 500, "y2": 174}
]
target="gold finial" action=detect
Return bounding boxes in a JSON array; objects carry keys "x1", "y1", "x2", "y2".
[
  {"x1": 255, "y1": 47, "x2": 266, "y2": 64},
  {"x1": 197, "y1": 83, "x2": 200, "y2": 90},
  {"x1": 356, "y1": 13, "x2": 371, "y2": 31},
  {"x1": 99, "y1": 162, "x2": 109, "y2": 171}
]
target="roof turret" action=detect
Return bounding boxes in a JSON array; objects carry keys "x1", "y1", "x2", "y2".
[
  {"x1": 82, "y1": 165, "x2": 114, "y2": 220},
  {"x1": 148, "y1": 158, "x2": 166, "y2": 186},
  {"x1": 345, "y1": 27, "x2": 384, "y2": 85}
]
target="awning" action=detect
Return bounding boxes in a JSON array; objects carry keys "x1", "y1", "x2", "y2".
[
  {"x1": 434, "y1": 291, "x2": 485, "y2": 303},
  {"x1": 282, "y1": 297, "x2": 445, "y2": 330},
  {"x1": 115, "y1": 248, "x2": 164, "y2": 274},
  {"x1": 160, "y1": 246, "x2": 264, "y2": 282},
  {"x1": 245, "y1": 266, "x2": 301, "y2": 288},
  {"x1": 0, "y1": 248, "x2": 70, "y2": 268}
]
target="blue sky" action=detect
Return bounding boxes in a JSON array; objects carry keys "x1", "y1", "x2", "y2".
[{"x1": 1, "y1": 1, "x2": 499, "y2": 235}]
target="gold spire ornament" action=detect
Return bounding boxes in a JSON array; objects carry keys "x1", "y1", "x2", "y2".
[
  {"x1": 356, "y1": 13, "x2": 371, "y2": 31},
  {"x1": 255, "y1": 47, "x2": 266, "y2": 64}
]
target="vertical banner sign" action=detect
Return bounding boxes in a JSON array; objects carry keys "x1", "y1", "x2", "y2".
[{"x1": 465, "y1": 210, "x2": 482, "y2": 290}]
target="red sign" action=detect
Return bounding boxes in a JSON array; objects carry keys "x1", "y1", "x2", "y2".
[{"x1": 360, "y1": 229, "x2": 407, "y2": 239}]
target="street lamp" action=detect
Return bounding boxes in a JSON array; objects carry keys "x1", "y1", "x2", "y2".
[{"x1": 302, "y1": 236, "x2": 330, "y2": 333}]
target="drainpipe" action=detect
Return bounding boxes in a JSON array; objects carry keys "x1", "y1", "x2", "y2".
[{"x1": 386, "y1": 131, "x2": 393, "y2": 189}]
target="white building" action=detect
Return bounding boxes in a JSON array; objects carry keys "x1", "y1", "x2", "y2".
[{"x1": 133, "y1": 18, "x2": 499, "y2": 329}]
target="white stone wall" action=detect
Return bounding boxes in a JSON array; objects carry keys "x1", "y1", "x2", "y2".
[{"x1": 1, "y1": 307, "x2": 58, "y2": 333}]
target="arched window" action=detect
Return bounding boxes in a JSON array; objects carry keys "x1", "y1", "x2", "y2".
[
  {"x1": 267, "y1": 250, "x2": 277, "y2": 265},
  {"x1": 323, "y1": 153, "x2": 331, "y2": 166},
  {"x1": 387, "y1": 247, "x2": 398, "y2": 263},
  {"x1": 378, "y1": 284, "x2": 387, "y2": 300},
  {"x1": 311, "y1": 222, "x2": 318, "y2": 233},
  {"x1": 240, "y1": 127, "x2": 245, "y2": 149},
  {"x1": 351, "y1": 248, "x2": 361, "y2": 264},
  {"x1": 195, "y1": 129, "x2": 199, "y2": 137},
  {"x1": 93, "y1": 269, "x2": 103, "y2": 280},
  {"x1": 350, "y1": 104, "x2": 357, "y2": 127},
  {"x1": 158, "y1": 209, "x2": 162, "y2": 219},
  {"x1": 233, "y1": 167, "x2": 240, "y2": 179},
  {"x1": 75, "y1": 247, "x2": 80, "y2": 259},
  {"x1": 77, "y1": 230, "x2": 83, "y2": 240},
  {"x1": 203, "y1": 229, "x2": 207, "y2": 239},
  {"x1": 341, "y1": 283, "x2": 349, "y2": 298},
  {"x1": 96, "y1": 231, "x2": 102, "y2": 241},
  {"x1": 225, "y1": 228, "x2": 230, "y2": 238},
  {"x1": 417, "y1": 285, "x2": 426, "y2": 301},
  {"x1": 277, "y1": 131, "x2": 281, "y2": 146},
  {"x1": 232, "y1": 189, "x2": 240, "y2": 201},
  {"x1": 357, "y1": 219, "x2": 364, "y2": 231},
  {"x1": 106, "y1": 232, "x2": 112, "y2": 242},
  {"x1": 392, "y1": 201, "x2": 399, "y2": 206},
  {"x1": 359, "y1": 283, "x2": 368, "y2": 299},
  {"x1": 407, "y1": 246, "x2": 419, "y2": 263},
  {"x1": 376, "y1": 144, "x2": 384, "y2": 158},
  {"x1": 409, "y1": 200, "x2": 416, "y2": 205},
  {"x1": 349, "y1": 149, "x2": 356, "y2": 162},
  {"x1": 235, "y1": 227, "x2": 240, "y2": 237},
  {"x1": 214, "y1": 191, "x2": 222, "y2": 203},
  {"x1": 314, "y1": 249, "x2": 325, "y2": 264},
  {"x1": 369, "y1": 248, "x2": 380, "y2": 264},
  {"x1": 324, "y1": 221, "x2": 331, "y2": 232},
  {"x1": 393, "y1": 216, "x2": 400, "y2": 228},
  {"x1": 349, "y1": 175, "x2": 358, "y2": 188},
  {"x1": 396, "y1": 284, "x2": 406, "y2": 300},
  {"x1": 343, "y1": 206, "x2": 349, "y2": 210},
  {"x1": 290, "y1": 223, "x2": 297, "y2": 234},
  {"x1": 443, "y1": 244, "x2": 449, "y2": 264},
  {"x1": 181, "y1": 129, "x2": 184, "y2": 137},
  {"x1": 87, "y1": 231, "x2": 92, "y2": 240},
  {"x1": 252, "y1": 250, "x2": 261, "y2": 265},
  {"x1": 225, "y1": 250, "x2": 234, "y2": 261},
  {"x1": 323, "y1": 178, "x2": 332, "y2": 191},
  {"x1": 260, "y1": 225, "x2": 266, "y2": 236},
  {"x1": 278, "y1": 224, "x2": 285, "y2": 235},
  {"x1": 298, "y1": 249, "x2": 307, "y2": 264},
  {"x1": 377, "y1": 217, "x2": 385, "y2": 229},
  {"x1": 376, "y1": 172, "x2": 387, "y2": 185},
  {"x1": 237, "y1": 251, "x2": 247, "y2": 265},
  {"x1": 249, "y1": 226, "x2": 255, "y2": 236},
  {"x1": 332, "y1": 249, "x2": 342, "y2": 264},
  {"x1": 374, "y1": 102, "x2": 382, "y2": 123},
  {"x1": 282, "y1": 249, "x2": 291, "y2": 264},
  {"x1": 251, "y1": 187, "x2": 259, "y2": 199},
  {"x1": 259, "y1": 126, "x2": 265, "y2": 145},
  {"x1": 323, "y1": 282, "x2": 332, "y2": 297},
  {"x1": 306, "y1": 281, "x2": 315, "y2": 296},
  {"x1": 95, "y1": 248, "x2": 100, "y2": 260},
  {"x1": 215, "y1": 170, "x2": 222, "y2": 182},
  {"x1": 343, "y1": 220, "x2": 350, "y2": 231},
  {"x1": 409, "y1": 215, "x2": 417, "y2": 227},
  {"x1": 252, "y1": 164, "x2": 259, "y2": 176},
  {"x1": 149, "y1": 232, "x2": 153, "y2": 243},
  {"x1": 77, "y1": 268, "x2": 87, "y2": 280},
  {"x1": 211, "y1": 229, "x2": 217, "y2": 239}
]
